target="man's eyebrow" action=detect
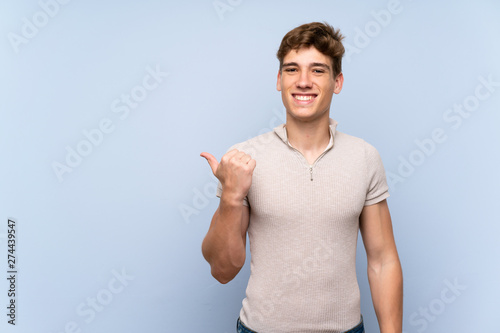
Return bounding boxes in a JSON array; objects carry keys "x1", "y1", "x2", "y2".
[
  {"x1": 311, "y1": 62, "x2": 331, "y2": 70},
  {"x1": 282, "y1": 62, "x2": 331, "y2": 70}
]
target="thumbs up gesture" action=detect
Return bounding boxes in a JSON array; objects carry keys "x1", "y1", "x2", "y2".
[{"x1": 200, "y1": 149, "x2": 256, "y2": 203}]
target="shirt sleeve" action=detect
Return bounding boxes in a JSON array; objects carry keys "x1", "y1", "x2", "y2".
[{"x1": 363, "y1": 142, "x2": 390, "y2": 206}]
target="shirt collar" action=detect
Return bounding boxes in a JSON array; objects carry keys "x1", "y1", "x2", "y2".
[{"x1": 274, "y1": 118, "x2": 338, "y2": 150}]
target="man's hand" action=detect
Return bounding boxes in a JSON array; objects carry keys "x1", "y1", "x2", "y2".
[{"x1": 200, "y1": 149, "x2": 256, "y2": 203}]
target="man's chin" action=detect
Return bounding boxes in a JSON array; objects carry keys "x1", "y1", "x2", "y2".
[{"x1": 286, "y1": 110, "x2": 328, "y2": 123}]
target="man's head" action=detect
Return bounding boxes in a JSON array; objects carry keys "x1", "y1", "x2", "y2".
[
  {"x1": 277, "y1": 22, "x2": 345, "y2": 78},
  {"x1": 276, "y1": 22, "x2": 345, "y2": 123}
]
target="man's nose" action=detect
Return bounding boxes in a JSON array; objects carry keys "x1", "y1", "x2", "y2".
[{"x1": 296, "y1": 71, "x2": 312, "y2": 88}]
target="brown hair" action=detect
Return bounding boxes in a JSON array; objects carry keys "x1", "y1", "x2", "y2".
[{"x1": 276, "y1": 22, "x2": 345, "y2": 77}]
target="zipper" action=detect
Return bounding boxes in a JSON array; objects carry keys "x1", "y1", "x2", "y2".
[{"x1": 290, "y1": 146, "x2": 332, "y2": 181}]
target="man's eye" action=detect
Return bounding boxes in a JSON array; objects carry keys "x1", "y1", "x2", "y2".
[
  {"x1": 284, "y1": 68, "x2": 297, "y2": 72},
  {"x1": 313, "y1": 69, "x2": 325, "y2": 73}
]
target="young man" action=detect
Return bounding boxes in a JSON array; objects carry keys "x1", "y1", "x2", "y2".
[{"x1": 201, "y1": 22, "x2": 403, "y2": 333}]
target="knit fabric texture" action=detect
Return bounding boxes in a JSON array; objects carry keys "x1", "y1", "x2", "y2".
[{"x1": 216, "y1": 118, "x2": 390, "y2": 333}]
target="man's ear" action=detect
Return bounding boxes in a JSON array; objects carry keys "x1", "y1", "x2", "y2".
[
  {"x1": 277, "y1": 69, "x2": 282, "y2": 91},
  {"x1": 333, "y1": 72, "x2": 344, "y2": 94}
]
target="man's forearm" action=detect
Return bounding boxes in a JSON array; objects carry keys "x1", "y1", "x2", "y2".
[
  {"x1": 201, "y1": 196, "x2": 247, "y2": 283},
  {"x1": 367, "y1": 257, "x2": 403, "y2": 333}
]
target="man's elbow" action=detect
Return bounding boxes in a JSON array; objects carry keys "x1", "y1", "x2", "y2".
[
  {"x1": 211, "y1": 259, "x2": 245, "y2": 284},
  {"x1": 212, "y1": 271, "x2": 234, "y2": 284},
  {"x1": 367, "y1": 251, "x2": 401, "y2": 275},
  {"x1": 368, "y1": 257, "x2": 402, "y2": 277}
]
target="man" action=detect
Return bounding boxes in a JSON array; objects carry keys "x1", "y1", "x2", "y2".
[{"x1": 201, "y1": 22, "x2": 403, "y2": 333}]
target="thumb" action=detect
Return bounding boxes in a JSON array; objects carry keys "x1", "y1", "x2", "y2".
[{"x1": 200, "y1": 152, "x2": 219, "y2": 175}]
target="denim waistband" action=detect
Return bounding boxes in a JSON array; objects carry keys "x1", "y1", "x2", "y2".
[
  {"x1": 236, "y1": 316, "x2": 364, "y2": 333},
  {"x1": 236, "y1": 317, "x2": 258, "y2": 333}
]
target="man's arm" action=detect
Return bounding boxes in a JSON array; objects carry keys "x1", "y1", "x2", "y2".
[
  {"x1": 201, "y1": 200, "x2": 249, "y2": 284},
  {"x1": 200, "y1": 150, "x2": 255, "y2": 284},
  {"x1": 359, "y1": 199, "x2": 403, "y2": 333}
]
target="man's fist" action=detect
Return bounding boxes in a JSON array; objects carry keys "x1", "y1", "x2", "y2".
[{"x1": 200, "y1": 149, "x2": 256, "y2": 202}]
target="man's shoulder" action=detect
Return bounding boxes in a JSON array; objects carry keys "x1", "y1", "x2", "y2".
[
  {"x1": 335, "y1": 130, "x2": 372, "y2": 149},
  {"x1": 226, "y1": 130, "x2": 280, "y2": 156},
  {"x1": 335, "y1": 130, "x2": 384, "y2": 164}
]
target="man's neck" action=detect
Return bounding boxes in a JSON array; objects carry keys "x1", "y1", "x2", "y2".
[{"x1": 285, "y1": 114, "x2": 331, "y2": 164}]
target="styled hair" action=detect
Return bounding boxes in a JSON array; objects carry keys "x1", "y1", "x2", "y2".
[{"x1": 276, "y1": 22, "x2": 345, "y2": 77}]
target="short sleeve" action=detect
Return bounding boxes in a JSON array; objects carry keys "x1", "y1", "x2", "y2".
[{"x1": 363, "y1": 142, "x2": 390, "y2": 206}]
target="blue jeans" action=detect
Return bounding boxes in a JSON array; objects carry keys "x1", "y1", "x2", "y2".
[{"x1": 236, "y1": 316, "x2": 365, "y2": 333}]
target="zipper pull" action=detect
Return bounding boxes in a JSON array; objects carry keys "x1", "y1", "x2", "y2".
[{"x1": 309, "y1": 167, "x2": 313, "y2": 181}]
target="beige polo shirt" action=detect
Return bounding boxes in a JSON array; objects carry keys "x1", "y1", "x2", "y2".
[{"x1": 216, "y1": 118, "x2": 390, "y2": 332}]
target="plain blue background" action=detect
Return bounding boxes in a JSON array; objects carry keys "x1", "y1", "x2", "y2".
[{"x1": 1, "y1": 0, "x2": 499, "y2": 332}]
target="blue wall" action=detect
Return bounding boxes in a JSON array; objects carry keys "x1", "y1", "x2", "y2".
[{"x1": 1, "y1": 1, "x2": 499, "y2": 332}]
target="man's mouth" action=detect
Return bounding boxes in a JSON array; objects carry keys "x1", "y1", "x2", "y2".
[{"x1": 292, "y1": 94, "x2": 317, "y2": 102}]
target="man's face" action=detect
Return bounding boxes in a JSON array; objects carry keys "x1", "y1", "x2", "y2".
[{"x1": 277, "y1": 46, "x2": 343, "y2": 123}]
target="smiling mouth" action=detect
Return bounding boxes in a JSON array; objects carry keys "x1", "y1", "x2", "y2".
[{"x1": 292, "y1": 94, "x2": 317, "y2": 102}]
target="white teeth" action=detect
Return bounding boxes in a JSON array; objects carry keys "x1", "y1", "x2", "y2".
[{"x1": 295, "y1": 95, "x2": 314, "y2": 101}]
